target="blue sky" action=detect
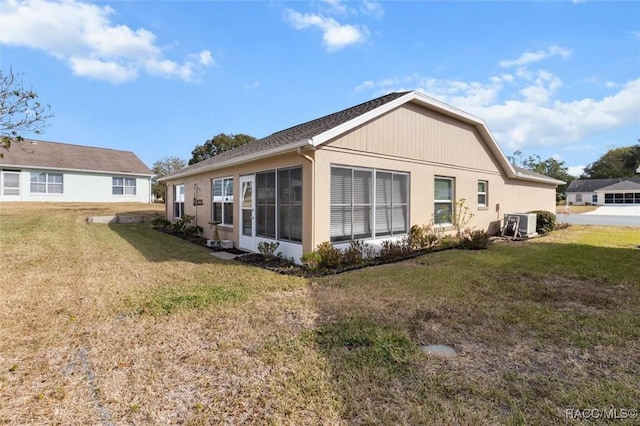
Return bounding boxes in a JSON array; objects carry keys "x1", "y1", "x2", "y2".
[{"x1": 1, "y1": 0, "x2": 639, "y2": 177}]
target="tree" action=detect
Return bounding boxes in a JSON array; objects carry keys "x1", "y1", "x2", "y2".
[
  {"x1": 1, "y1": 68, "x2": 53, "y2": 157},
  {"x1": 508, "y1": 150, "x2": 575, "y2": 201},
  {"x1": 152, "y1": 156, "x2": 186, "y2": 200},
  {"x1": 189, "y1": 133, "x2": 256, "y2": 165},
  {"x1": 582, "y1": 142, "x2": 640, "y2": 179}
]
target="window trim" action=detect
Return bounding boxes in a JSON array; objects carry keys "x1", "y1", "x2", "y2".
[
  {"x1": 112, "y1": 177, "x2": 137, "y2": 196},
  {"x1": 212, "y1": 177, "x2": 234, "y2": 226},
  {"x1": 30, "y1": 172, "x2": 63, "y2": 194},
  {"x1": 434, "y1": 176, "x2": 454, "y2": 226},
  {"x1": 174, "y1": 184, "x2": 185, "y2": 219},
  {"x1": 2, "y1": 170, "x2": 21, "y2": 196},
  {"x1": 477, "y1": 180, "x2": 488, "y2": 207},
  {"x1": 330, "y1": 165, "x2": 410, "y2": 242}
]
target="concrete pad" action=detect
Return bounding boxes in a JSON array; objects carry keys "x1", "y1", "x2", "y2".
[
  {"x1": 583, "y1": 206, "x2": 640, "y2": 216},
  {"x1": 209, "y1": 251, "x2": 238, "y2": 260},
  {"x1": 421, "y1": 344, "x2": 457, "y2": 356}
]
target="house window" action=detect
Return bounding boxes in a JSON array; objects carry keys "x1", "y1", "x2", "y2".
[
  {"x1": 212, "y1": 177, "x2": 233, "y2": 225},
  {"x1": 592, "y1": 194, "x2": 598, "y2": 204},
  {"x1": 330, "y1": 166, "x2": 409, "y2": 242},
  {"x1": 434, "y1": 177, "x2": 454, "y2": 225},
  {"x1": 477, "y1": 180, "x2": 488, "y2": 207},
  {"x1": 576, "y1": 194, "x2": 582, "y2": 203},
  {"x1": 604, "y1": 193, "x2": 613, "y2": 204},
  {"x1": 256, "y1": 167, "x2": 303, "y2": 242},
  {"x1": 112, "y1": 177, "x2": 136, "y2": 195},
  {"x1": 30, "y1": 172, "x2": 63, "y2": 194},
  {"x1": 2, "y1": 171, "x2": 20, "y2": 196},
  {"x1": 174, "y1": 184, "x2": 185, "y2": 219}
]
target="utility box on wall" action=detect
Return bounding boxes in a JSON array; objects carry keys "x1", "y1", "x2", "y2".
[{"x1": 503, "y1": 213, "x2": 538, "y2": 238}]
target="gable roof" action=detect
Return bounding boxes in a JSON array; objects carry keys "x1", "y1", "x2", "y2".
[
  {"x1": 596, "y1": 180, "x2": 640, "y2": 192},
  {"x1": 567, "y1": 178, "x2": 640, "y2": 193},
  {"x1": 0, "y1": 139, "x2": 152, "y2": 176},
  {"x1": 161, "y1": 91, "x2": 563, "y2": 186}
]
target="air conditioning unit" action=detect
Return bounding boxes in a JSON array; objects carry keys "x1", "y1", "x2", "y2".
[
  {"x1": 503, "y1": 213, "x2": 538, "y2": 239},
  {"x1": 220, "y1": 240, "x2": 233, "y2": 249}
]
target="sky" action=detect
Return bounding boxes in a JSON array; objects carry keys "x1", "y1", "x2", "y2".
[{"x1": 1, "y1": 0, "x2": 639, "y2": 177}]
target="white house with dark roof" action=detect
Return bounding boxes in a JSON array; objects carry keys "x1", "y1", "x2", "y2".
[
  {"x1": 0, "y1": 139, "x2": 153, "y2": 203},
  {"x1": 567, "y1": 178, "x2": 640, "y2": 205},
  {"x1": 160, "y1": 90, "x2": 563, "y2": 260}
]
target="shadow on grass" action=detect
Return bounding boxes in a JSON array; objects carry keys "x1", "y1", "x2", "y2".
[{"x1": 304, "y1": 241, "x2": 640, "y2": 424}]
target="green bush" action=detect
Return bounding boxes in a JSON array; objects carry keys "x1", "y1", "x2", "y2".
[
  {"x1": 172, "y1": 214, "x2": 195, "y2": 234},
  {"x1": 183, "y1": 225, "x2": 202, "y2": 238},
  {"x1": 300, "y1": 252, "x2": 322, "y2": 272},
  {"x1": 315, "y1": 241, "x2": 342, "y2": 270},
  {"x1": 529, "y1": 210, "x2": 556, "y2": 234},
  {"x1": 151, "y1": 216, "x2": 170, "y2": 228},
  {"x1": 257, "y1": 241, "x2": 280, "y2": 259},
  {"x1": 341, "y1": 240, "x2": 365, "y2": 266},
  {"x1": 460, "y1": 229, "x2": 490, "y2": 250}
]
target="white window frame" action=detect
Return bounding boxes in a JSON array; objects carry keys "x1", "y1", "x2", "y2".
[
  {"x1": 330, "y1": 165, "x2": 410, "y2": 242},
  {"x1": 434, "y1": 177, "x2": 454, "y2": 226},
  {"x1": 30, "y1": 172, "x2": 63, "y2": 194},
  {"x1": 255, "y1": 167, "x2": 303, "y2": 243},
  {"x1": 2, "y1": 171, "x2": 21, "y2": 196},
  {"x1": 174, "y1": 184, "x2": 185, "y2": 219},
  {"x1": 112, "y1": 177, "x2": 137, "y2": 195},
  {"x1": 477, "y1": 180, "x2": 488, "y2": 207},
  {"x1": 212, "y1": 177, "x2": 234, "y2": 226}
]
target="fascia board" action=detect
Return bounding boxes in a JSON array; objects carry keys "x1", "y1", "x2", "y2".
[
  {"x1": 0, "y1": 164, "x2": 153, "y2": 177},
  {"x1": 158, "y1": 139, "x2": 313, "y2": 182}
]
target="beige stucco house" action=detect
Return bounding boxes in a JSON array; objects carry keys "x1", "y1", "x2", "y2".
[{"x1": 160, "y1": 91, "x2": 562, "y2": 261}]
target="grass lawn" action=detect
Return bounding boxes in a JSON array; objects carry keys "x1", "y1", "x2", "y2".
[{"x1": 1, "y1": 203, "x2": 638, "y2": 425}]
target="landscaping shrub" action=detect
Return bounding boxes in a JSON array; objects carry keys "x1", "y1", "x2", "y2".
[
  {"x1": 300, "y1": 252, "x2": 322, "y2": 272},
  {"x1": 151, "y1": 216, "x2": 171, "y2": 228},
  {"x1": 529, "y1": 210, "x2": 556, "y2": 234},
  {"x1": 460, "y1": 229, "x2": 490, "y2": 250},
  {"x1": 409, "y1": 224, "x2": 439, "y2": 251},
  {"x1": 258, "y1": 241, "x2": 280, "y2": 259},
  {"x1": 315, "y1": 241, "x2": 342, "y2": 270},
  {"x1": 183, "y1": 225, "x2": 202, "y2": 238},
  {"x1": 342, "y1": 240, "x2": 366, "y2": 266},
  {"x1": 171, "y1": 214, "x2": 195, "y2": 234},
  {"x1": 378, "y1": 238, "x2": 412, "y2": 262}
]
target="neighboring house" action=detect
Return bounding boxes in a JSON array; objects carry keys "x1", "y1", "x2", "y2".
[
  {"x1": 566, "y1": 178, "x2": 640, "y2": 206},
  {"x1": 0, "y1": 139, "x2": 153, "y2": 203},
  {"x1": 159, "y1": 91, "x2": 563, "y2": 260}
]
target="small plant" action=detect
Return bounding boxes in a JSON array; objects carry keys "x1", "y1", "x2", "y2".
[
  {"x1": 257, "y1": 241, "x2": 280, "y2": 259},
  {"x1": 341, "y1": 240, "x2": 365, "y2": 266},
  {"x1": 438, "y1": 234, "x2": 460, "y2": 249},
  {"x1": 378, "y1": 238, "x2": 412, "y2": 262},
  {"x1": 151, "y1": 216, "x2": 171, "y2": 228},
  {"x1": 171, "y1": 214, "x2": 195, "y2": 234},
  {"x1": 315, "y1": 241, "x2": 342, "y2": 270},
  {"x1": 453, "y1": 198, "x2": 475, "y2": 237},
  {"x1": 300, "y1": 251, "x2": 322, "y2": 272},
  {"x1": 409, "y1": 223, "x2": 439, "y2": 251},
  {"x1": 529, "y1": 210, "x2": 556, "y2": 234},
  {"x1": 460, "y1": 229, "x2": 490, "y2": 250},
  {"x1": 183, "y1": 225, "x2": 202, "y2": 238}
]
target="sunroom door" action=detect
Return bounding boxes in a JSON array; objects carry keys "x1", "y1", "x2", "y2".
[{"x1": 239, "y1": 175, "x2": 255, "y2": 251}]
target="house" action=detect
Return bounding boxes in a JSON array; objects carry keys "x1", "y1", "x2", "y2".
[
  {"x1": 0, "y1": 139, "x2": 153, "y2": 203},
  {"x1": 566, "y1": 178, "x2": 640, "y2": 206},
  {"x1": 159, "y1": 91, "x2": 563, "y2": 261}
]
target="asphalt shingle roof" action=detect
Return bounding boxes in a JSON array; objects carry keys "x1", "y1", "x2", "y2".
[
  {"x1": 175, "y1": 91, "x2": 411, "y2": 175},
  {"x1": 567, "y1": 178, "x2": 640, "y2": 192},
  {"x1": 0, "y1": 139, "x2": 152, "y2": 175}
]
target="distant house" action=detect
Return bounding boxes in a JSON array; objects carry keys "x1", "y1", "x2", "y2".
[
  {"x1": 159, "y1": 91, "x2": 563, "y2": 260},
  {"x1": 567, "y1": 178, "x2": 640, "y2": 206},
  {"x1": 0, "y1": 139, "x2": 152, "y2": 203}
]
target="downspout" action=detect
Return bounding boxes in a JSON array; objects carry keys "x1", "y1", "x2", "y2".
[{"x1": 297, "y1": 146, "x2": 315, "y2": 251}]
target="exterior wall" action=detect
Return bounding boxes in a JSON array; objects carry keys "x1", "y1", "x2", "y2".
[
  {"x1": 313, "y1": 104, "x2": 557, "y2": 242},
  {"x1": 0, "y1": 168, "x2": 151, "y2": 203},
  {"x1": 163, "y1": 151, "x2": 313, "y2": 259},
  {"x1": 567, "y1": 192, "x2": 599, "y2": 206}
]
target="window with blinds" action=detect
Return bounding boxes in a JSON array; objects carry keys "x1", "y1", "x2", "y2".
[
  {"x1": 330, "y1": 166, "x2": 409, "y2": 242},
  {"x1": 212, "y1": 177, "x2": 233, "y2": 225}
]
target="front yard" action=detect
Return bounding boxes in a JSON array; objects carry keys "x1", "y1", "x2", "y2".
[{"x1": 1, "y1": 203, "x2": 638, "y2": 424}]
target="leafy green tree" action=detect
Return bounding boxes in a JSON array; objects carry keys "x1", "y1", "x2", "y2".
[
  {"x1": 508, "y1": 150, "x2": 575, "y2": 200},
  {"x1": 582, "y1": 143, "x2": 640, "y2": 178},
  {"x1": 1, "y1": 68, "x2": 53, "y2": 157},
  {"x1": 152, "y1": 156, "x2": 186, "y2": 200},
  {"x1": 189, "y1": 133, "x2": 256, "y2": 165}
]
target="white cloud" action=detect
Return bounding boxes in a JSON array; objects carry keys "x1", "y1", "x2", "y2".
[
  {"x1": 0, "y1": 0, "x2": 213, "y2": 83},
  {"x1": 499, "y1": 45, "x2": 572, "y2": 68},
  {"x1": 567, "y1": 165, "x2": 585, "y2": 177},
  {"x1": 286, "y1": 9, "x2": 368, "y2": 51},
  {"x1": 361, "y1": 0, "x2": 384, "y2": 18},
  {"x1": 354, "y1": 45, "x2": 640, "y2": 155}
]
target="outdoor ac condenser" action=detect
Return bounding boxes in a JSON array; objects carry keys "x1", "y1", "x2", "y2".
[{"x1": 503, "y1": 213, "x2": 538, "y2": 238}]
